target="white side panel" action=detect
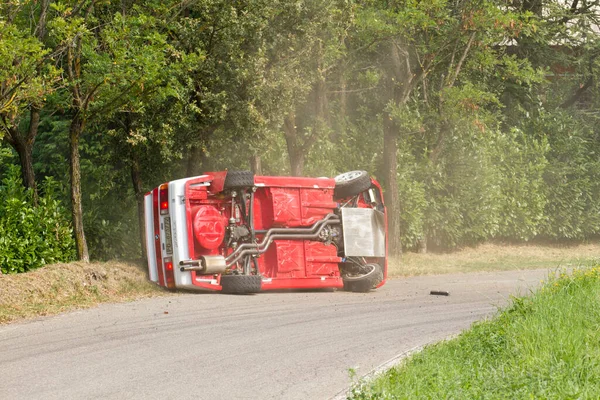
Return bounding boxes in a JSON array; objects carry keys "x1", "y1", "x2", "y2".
[
  {"x1": 169, "y1": 175, "x2": 215, "y2": 289},
  {"x1": 169, "y1": 178, "x2": 190, "y2": 287},
  {"x1": 144, "y1": 193, "x2": 158, "y2": 283}
]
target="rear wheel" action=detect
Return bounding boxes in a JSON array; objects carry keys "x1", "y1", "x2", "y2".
[
  {"x1": 224, "y1": 170, "x2": 254, "y2": 189},
  {"x1": 220, "y1": 274, "x2": 262, "y2": 294},
  {"x1": 342, "y1": 263, "x2": 383, "y2": 293},
  {"x1": 334, "y1": 170, "x2": 371, "y2": 199}
]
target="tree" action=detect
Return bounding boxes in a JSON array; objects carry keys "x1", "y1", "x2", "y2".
[
  {"x1": 0, "y1": 0, "x2": 56, "y2": 200},
  {"x1": 48, "y1": 2, "x2": 173, "y2": 261},
  {"x1": 344, "y1": 0, "x2": 541, "y2": 255},
  {"x1": 241, "y1": 0, "x2": 354, "y2": 176},
  {"x1": 167, "y1": 0, "x2": 272, "y2": 176}
]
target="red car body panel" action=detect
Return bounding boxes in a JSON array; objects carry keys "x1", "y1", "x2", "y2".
[{"x1": 144, "y1": 171, "x2": 387, "y2": 293}]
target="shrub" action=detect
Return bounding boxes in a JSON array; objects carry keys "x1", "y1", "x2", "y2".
[
  {"x1": 541, "y1": 116, "x2": 600, "y2": 239},
  {"x1": 0, "y1": 165, "x2": 76, "y2": 273}
]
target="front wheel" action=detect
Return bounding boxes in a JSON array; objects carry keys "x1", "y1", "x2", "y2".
[
  {"x1": 342, "y1": 263, "x2": 383, "y2": 293},
  {"x1": 334, "y1": 170, "x2": 371, "y2": 199}
]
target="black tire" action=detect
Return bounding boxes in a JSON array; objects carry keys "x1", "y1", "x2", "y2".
[
  {"x1": 342, "y1": 263, "x2": 383, "y2": 293},
  {"x1": 224, "y1": 170, "x2": 254, "y2": 189},
  {"x1": 220, "y1": 274, "x2": 262, "y2": 294},
  {"x1": 334, "y1": 170, "x2": 371, "y2": 199}
]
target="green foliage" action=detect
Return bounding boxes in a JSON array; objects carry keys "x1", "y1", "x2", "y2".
[
  {"x1": 0, "y1": 145, "x2": 11, "y2": 165},
  {"x1": 348, "y1": 264, "x2": 600, "y2": 399},
  {"x1": 0, "y1": 165, "x2": 75, "y2": 274},
  {"x1": 0, "y1": 19, "x2": 57, "y2": 124},
  {"x1": 84, "y1": 205, "x2": 139, "y2": 261},
  {"x1": 3, "y1": 0, "x2": 600, "y2": 261},
  {"x1": 395, "y1": 148, "x2": 427, "y2": 248},
  {"x1": 80, "y1": 128, "x2": 143, "y2": 260},
  {"x1": 495, "y1": 129, "x2": 548, "y2": 240},
  {"x1": 421, "y1": 130, "x2": 501, "y2": 249},
  {"x1": 540, "y1": 113, "x2": 600, "y2": 239}
]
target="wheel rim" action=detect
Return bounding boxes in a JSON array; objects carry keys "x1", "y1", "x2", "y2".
[
  {"x1": 335, "y1": 171, "x2": 364, "y2": 183},
  {"x1": 342, "y1": 263, "x2": 378, "y2": 281}
]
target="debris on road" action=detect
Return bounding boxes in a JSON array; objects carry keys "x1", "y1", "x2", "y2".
[{"x1": 430, "y1": 290, "x2": 450, "y2": 296}]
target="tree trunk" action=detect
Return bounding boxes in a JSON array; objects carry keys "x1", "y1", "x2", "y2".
[
  {"x1": 131, "y1": 147, "x2": 146, "y2": 261},
  {"x1": 69, "y1": 114, "x2": 89, "y2": 262},
  {"x1": 186, "y1": 145, "x2": 203, "y2": 177},
  {"x1": 283, "y1": 112, "x2": 304, "y2": 176},
  {"x1": 15, "y1": 139, "x2": 37, "y2": 196},
  {"x1": 315, "y1": 73, "x2": 328, "y2": 125},
  {"x1": 4, "y1": 109, "x2": 41, "y2": 203},
  {"x1": 334, "y1": 71, "x2": 347, "y2": 142},
  {"x1": 383, "y1": 116, "x2": 402, "y2": 258},
  {"x1": 282, "y1": 57, "x2": 327, "y2": 178},
  {"x1": 381, "y1": 39, "x2": 416, "y2": 258},
  {"x1": 36, "y1": 0, "x2": 50, "y2": 39},
  {"x1": 186, "y1": 125, "x2": 215, "y2": 176},
  {"x1": 417, "y1": 237, "x2": 427, "y2": 254},
  {"x1": 250, "y1": 154, "x2": 262, "y2": 175},
  {"x1": 289, "y1": 151, "x2": 304, "y2": 177}
]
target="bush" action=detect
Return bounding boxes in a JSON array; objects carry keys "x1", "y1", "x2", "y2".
[
  {"x1": 84, "y1": 204, "x2": 140, "y2": 260},
  {"x1": 541, "y1": 114, "x2": 600, "y2": 239},
  {"x1": 494, "y1": 128, "x2": 548, "y2": 240},
  {"x1": 422, "y1": 130, "x2": 504, "y2": 249},
  {"x1": 0, "y1": 165, "x2": 76, "y2": 274}
]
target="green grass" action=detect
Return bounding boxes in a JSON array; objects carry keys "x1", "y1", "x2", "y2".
[{"x1": 349, "y1": 265, "x2": 600, "y2": 399}]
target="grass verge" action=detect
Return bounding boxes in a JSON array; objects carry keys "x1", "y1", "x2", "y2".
[
  {"x1": 0, "y1": 261, "x2": 169, "y2": 324},
  {"x1": 348, "y1": 264, "x2": 600, "y2": 399},
  {"x1": 388, "y1": 242, "x2": 600, "y2": 277}
]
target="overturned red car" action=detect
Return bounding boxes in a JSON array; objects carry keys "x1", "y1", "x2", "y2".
[{"x1": 144, "y1": 170, "x2": 387, "y2": 294}]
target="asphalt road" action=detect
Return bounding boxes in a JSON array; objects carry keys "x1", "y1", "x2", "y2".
[{"x1": 0, "y1": 269, "x2": 550, "y2": 400}]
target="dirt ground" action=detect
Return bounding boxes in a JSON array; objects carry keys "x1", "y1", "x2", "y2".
[{"x1": 0, "y1": 261, "x2": 168, "y2": 324}]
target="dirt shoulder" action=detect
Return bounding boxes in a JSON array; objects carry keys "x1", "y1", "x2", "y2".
[
  {"x1": 0, "y1": 261, "x2": 170, "y2": 324},
  {"x1": 2, "y1": 242, "x2": 598, "y2": 325},
  {"x1": 388, "y1": 242, "x2": 600, "y2": 277}
]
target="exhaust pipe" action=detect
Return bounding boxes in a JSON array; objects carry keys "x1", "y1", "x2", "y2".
[
  {"x1": 180, "y1": 255, "x2": 227, "y2": 274},
  {"x1": 226, "y1": 213, "x2": 339, "y2": 263},
  {"x1": 226, "y1": 219, "x2": 340, "y2": 267}
]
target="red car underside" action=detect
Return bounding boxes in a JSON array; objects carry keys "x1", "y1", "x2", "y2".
[{"x1": 186, "y1": 174, "x2": 346, "y2": 290}]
